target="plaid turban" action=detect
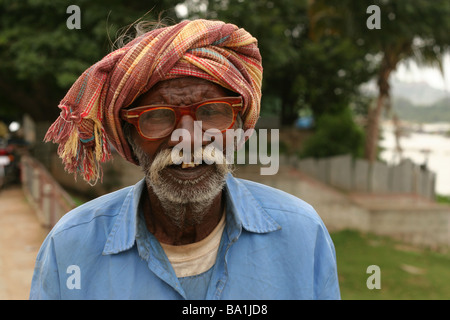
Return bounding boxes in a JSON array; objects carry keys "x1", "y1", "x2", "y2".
[{"x1": 45, "y1": 19, "x2": 263, "y2": 184}]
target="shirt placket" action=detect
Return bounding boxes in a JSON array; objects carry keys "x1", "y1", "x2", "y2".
[
  {"x1": 206, "y1": 209, "x2": 242, "y2": 300},
  {"x1": 136, "y1": 210, "x2": 187, "y2": 299},
  {"x1": 146, "y1": 245, "x2": 186, "y2": 299}
]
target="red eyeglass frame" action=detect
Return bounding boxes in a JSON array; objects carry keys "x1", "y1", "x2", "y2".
[{"x1": 120, "y1": 96, "x2": 243, "y2": 141}]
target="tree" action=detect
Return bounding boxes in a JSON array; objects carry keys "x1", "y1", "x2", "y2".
[
  {"x1": 0, "y1": 0, "x2": 181, "y2": 122},
  {"x1": 309, "y1": 0, "x2": 450, "y2": 162},
  {"x1": 188, "y1": 0, "x2": 373, "y2": 126},
  {"x1": 300, "y1": 107, "x2": 365, "y2": 158}
]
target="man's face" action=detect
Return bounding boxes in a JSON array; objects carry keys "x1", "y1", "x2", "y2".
[{"x1": 126, "y1": 77, "x2": 234, "y2": 225}]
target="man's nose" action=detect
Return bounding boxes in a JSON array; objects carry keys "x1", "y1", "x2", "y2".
[{"x1": 167, "y1": 115, "x2": 206, "y2": 148}]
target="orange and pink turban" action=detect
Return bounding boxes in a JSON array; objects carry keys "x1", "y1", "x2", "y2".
[{"x1": 45, "y1": 19, "x2": 263, "y2": 184}]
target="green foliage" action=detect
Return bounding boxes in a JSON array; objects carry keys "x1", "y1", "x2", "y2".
[
  {"x1": 0, "y1": 0, "x2": 181, "y2": 121},
  {"x1": 300, "y1": 107, "x2": 365, "y2": 158},
  {"x1": 310, "y1": 0, "x2": 450, "y2": 55},
  {"x1": 292, "y1": 37, "x2": 375, "y2": 120},
  {"x1": 436, "y1": 194, "x2": 450, "y2": 204}
]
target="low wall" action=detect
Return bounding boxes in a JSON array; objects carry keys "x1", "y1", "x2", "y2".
[
  {"x1": 21, "y1": 155, "x2": 76, "y2": 228},
  {"x1": 297, "y1": 154, "x2": 436, "y2": 200}
]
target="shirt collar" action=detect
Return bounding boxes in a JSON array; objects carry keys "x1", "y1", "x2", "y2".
[
  {"x1": 102, "y1": 179, "x2": 144, "y2": 255},
  {"x1": 102, "y1": 173, "x2": 281, "y2": 256},
  {"x1": 224, "y1": 173, "x2": 281, "y2": 234}
]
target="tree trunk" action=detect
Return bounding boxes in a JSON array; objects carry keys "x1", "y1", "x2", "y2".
[
  {"x1": 364, "y1": 91, "x2": 387, "y2": 162},
  {"x1": 364, "y1": 50, "x2": 398, "y2": 163}
]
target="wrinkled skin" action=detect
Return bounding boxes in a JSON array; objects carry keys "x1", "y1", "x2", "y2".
[{"x1": 128, "y1": 77, "x2": 235, "y2": 245}]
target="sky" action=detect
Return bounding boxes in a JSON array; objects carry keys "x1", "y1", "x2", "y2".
[{"x1": 393, "y1": 53, "x2": 450, "y2": 92}]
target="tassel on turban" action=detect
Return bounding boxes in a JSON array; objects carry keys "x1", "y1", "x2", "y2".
[{"x1": 45, "y1": 19, "x2": 263, "y2": 184}]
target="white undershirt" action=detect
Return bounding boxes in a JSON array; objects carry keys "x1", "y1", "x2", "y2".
[{"x1": 160, "y1": 212, "x2": 226, "y2": 278}]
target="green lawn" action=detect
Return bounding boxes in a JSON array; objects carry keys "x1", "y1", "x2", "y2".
[{"x1": 331, "y1": 230, "x2": 450, "y2": 300}]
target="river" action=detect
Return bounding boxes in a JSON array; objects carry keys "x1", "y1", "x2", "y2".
[{"x1": 380, "y1": 122, "x2": 450, "y2": 196}]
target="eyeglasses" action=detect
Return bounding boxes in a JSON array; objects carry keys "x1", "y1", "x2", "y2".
[{"x1": 120, "y1": 96, "x2": 243, "y2": 140}]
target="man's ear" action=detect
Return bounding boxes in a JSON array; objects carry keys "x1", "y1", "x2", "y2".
[{"x1": 122, "y1": 121, "x2": 140, "y2": 165}]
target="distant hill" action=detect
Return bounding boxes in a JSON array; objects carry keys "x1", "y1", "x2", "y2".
[
  {"x1": 360, "y1": 78, "x2": 450, "y2": 123},
  {"x1": 361, "y1": 78, "x2": 450, "y2": 106},
  {"x1": 390, "y1": 78, "x2": 449, "y2": 106},
  {"x1": 391, "y1": 96, "x2": 450, "y2": 123}
]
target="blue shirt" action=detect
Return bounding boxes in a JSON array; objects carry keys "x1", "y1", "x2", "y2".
[{"x1": 30, "y1": 174, "x2": 340, "y2": 300}]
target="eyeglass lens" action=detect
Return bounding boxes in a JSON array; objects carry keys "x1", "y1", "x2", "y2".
[{"x1": 138, "y1": 102, "x2": 234, "y2": 139}]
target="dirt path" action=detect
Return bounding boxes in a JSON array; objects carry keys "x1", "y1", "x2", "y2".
[{"x1": 0, "y1": 187, "x2": 47, "y2": 300}]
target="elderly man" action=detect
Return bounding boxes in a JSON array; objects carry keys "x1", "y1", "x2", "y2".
[{"x1": 30, "y1": 19, "x2": 340, "y2": 300}]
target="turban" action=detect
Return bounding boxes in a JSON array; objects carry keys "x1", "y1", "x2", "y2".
[{"x1": 45, "y1": 19, "x2": 263, "y2": 184}]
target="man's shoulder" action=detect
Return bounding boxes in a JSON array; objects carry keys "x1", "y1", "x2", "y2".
[
  {"x1": 232, "y1": 176, "x2": 324, "y2": 228},
  {"x1": 234, "y1": 177, "x2": 317, "y2": 214},
  {"x1": 50, "y1": 184, "x2": 135, "y2": 238}
]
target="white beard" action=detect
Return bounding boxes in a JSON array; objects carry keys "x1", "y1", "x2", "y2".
[{"x1": 130, "y1": 144, "x2": 231, "y2": 227}]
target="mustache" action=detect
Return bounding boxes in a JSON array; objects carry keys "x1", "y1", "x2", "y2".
[{"x1": 153, "y1": 146, "x2": 227, "y2": 170}]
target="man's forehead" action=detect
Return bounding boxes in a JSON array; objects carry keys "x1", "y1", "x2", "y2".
[
  {"x1": 153, "y1": 77, "x2": 216, "y2": 89},
  {"x1": 135, "y1": 77, "x2": 228, "y2": 106}
]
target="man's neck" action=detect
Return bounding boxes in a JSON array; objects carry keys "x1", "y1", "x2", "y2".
[{"x1": 141, "y1": 185, "x2": 225, "y2": 245}]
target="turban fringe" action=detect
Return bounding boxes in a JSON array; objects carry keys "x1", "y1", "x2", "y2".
[{"x1": 45, "y1": 19, "x2": 263, "y2": 184}]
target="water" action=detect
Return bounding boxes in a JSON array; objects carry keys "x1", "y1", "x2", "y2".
[{"x1": 380, "y1": 122, "x2": 450, "y2": 196}]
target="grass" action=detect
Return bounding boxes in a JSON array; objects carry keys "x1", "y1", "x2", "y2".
[
  {"x1": 331, "y1": 230, "x2": 450, "y2": 300},
  {"x1": 436, "y1": 194, "x2": 450, "y2": 205}
]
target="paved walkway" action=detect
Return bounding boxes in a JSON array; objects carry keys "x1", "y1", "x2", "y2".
[{"x1": 0, "y1": 186, "x2": 47, "y2": 300}]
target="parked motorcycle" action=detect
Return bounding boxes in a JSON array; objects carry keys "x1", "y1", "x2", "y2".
[{"x1": 0, "y1": 140, "x2": 16, "y2": 189}]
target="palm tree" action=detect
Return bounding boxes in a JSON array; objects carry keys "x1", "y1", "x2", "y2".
[{"x1": 308, "y1": 0, "x2": 450, "y2": 162}]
